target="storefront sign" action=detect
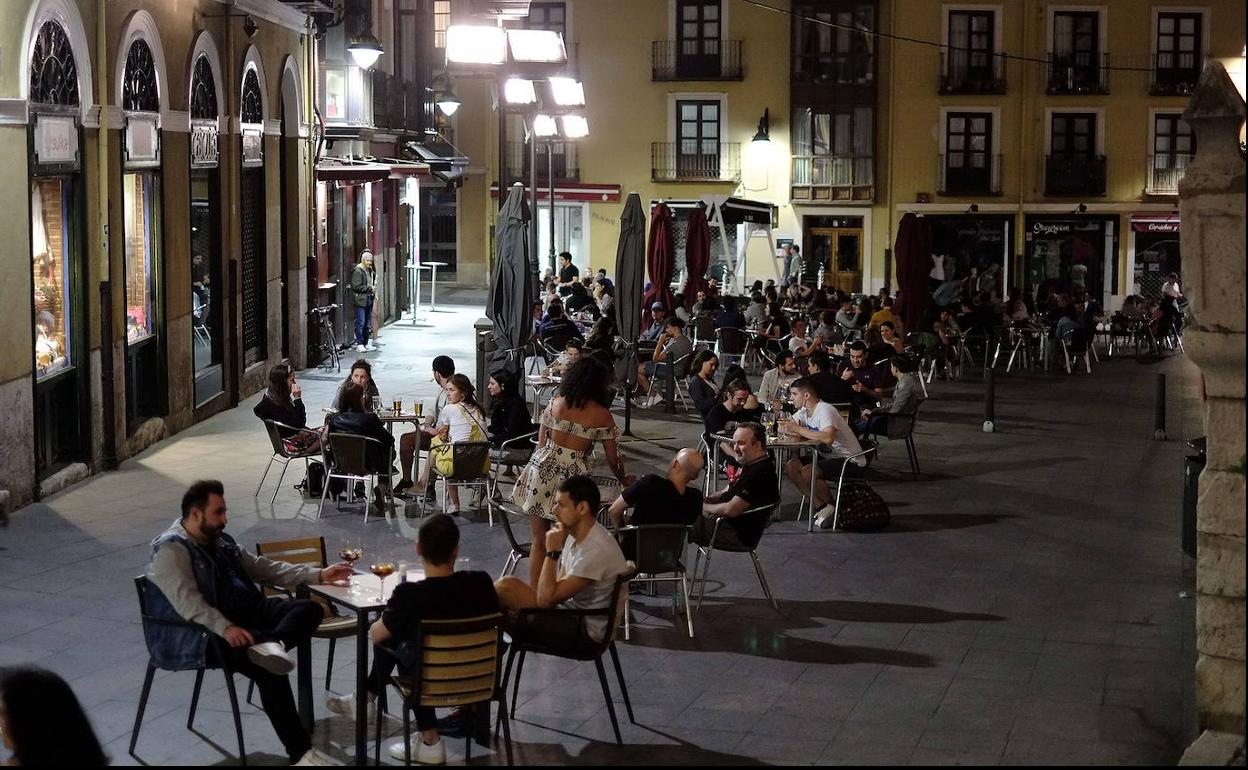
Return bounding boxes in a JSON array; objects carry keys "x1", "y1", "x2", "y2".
[
  {"x1": 241, "y1": 127, "x2": 263, "y2": 167},
  {"x1": 33, "y1": 115, "x2": 78, "y2": 167},
  {"x1": 1131, "y1": 219, "x2": 1180, "y2": 233},
  {"x1": 190, "y1": 121, "x2": 219, "y2": 169},
  {"x1": 125, "y1": 116, "x2": 161, "y2": 168}
]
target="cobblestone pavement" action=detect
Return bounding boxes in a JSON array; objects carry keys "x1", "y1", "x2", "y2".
[{"x1": 0, "y1": 293, "x2": 1204, "y2": 765}]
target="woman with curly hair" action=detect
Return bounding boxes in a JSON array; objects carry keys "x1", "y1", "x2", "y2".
[{"x1": 512, "y1": 357, "x2": 632, "y2": 586}]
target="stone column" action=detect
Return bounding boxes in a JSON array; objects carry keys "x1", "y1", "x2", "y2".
[{"x1": 1177, "y1": 61, "x2": 1246, "y2": 764}]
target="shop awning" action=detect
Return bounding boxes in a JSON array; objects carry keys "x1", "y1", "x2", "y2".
[
  {"x1": 645, "y1": 195, "x2": 775, "y2": 226},
  {"x1": 384, "y1": 161, "x2": 431, "y2": 178},
  {"x1": 489, "y1": 182, "x2": 621, "y2": 202},
  {"x1": 1130, "y1": 216, "x2": 1181, "y2": 232},
  {"x1": 315, "y1": 161, "x2": 392, "y2": 183},
  {"x1": 403, "y1": 139, "x2": 469, "y2": 183}
]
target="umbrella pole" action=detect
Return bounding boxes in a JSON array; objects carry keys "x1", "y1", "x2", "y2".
[{"x1": 622, "y1": 342, "x2": 635, "y2": 436}]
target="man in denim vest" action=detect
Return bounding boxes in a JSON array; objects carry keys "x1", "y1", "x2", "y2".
[{"x1": 147, "y1": 480, "x2": 353, "y2": 766}]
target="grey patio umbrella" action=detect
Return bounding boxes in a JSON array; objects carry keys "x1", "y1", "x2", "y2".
[
  {"x1": 487, "y1": 183, "x2": 532, "y2": 379},
  {"x1": 615, "y1": 192, "x2": 646, "y2": 434}
]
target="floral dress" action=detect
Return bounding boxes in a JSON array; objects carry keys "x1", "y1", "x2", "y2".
[{"x1": 511, "y1": 405, "x2": 619, "y2": 521}]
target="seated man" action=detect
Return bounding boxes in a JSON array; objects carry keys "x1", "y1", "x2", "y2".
[
  {"x1": 835, "y1": 341, "x2": 887, "y2": 410},
  {"x1": 543, "y1": 338, "x2": 583, "y2": 378},
  {"x1": 759, "y1": 351, "x2": 800, "y2": 410},
  {"x1": 147, "y1": 481, "x2": 352, "y2": 767},
  {"x1": 694, "y1": 423, "x2": 780, "y2": 549},
  {"x1": 715, "y1": 297, "x2": 746, "y2": 330},
  {"x1": 788, "y1": 318, "x2": 820, "y2": 357},
  {"x1": 636, "y1": 317, "x2": 693, "y2": 404},
  {"x1": 704, "y1": 380, "x2": 752, "y2": 441},
  {"x1": 806, "y1": 350, "x2": 853, "y2": 406},
  {"x1": 398, "y1": 356, "x2": 455, "y2": 499},
  {"x1": 780, "y1": 378, "x2": 867, "y2": 529},
  {"x1": 639, "y1": 303, "x2": 669, "y2": 343},
  {"x1": 328, "y1": 514, "x2": 498, "y2": 764},
  {"x1": 539, "y1": 300, "x2": 582, "y2": 343},
  {"x1": 608, "y1": 448, "x2": 705, "y2": 530},
  {"x1": 495, "y1": 476, "x2": 630, "y2": 643}
]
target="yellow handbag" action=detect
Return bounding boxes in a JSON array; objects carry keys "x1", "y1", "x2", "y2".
[{"x1": 430, "y1": 406, "x2": 490, "y2": 478}]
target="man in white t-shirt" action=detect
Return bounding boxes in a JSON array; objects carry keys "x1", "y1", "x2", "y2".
[
  {"x1": 495, "y1": 475, "x2": 629, "y2": 642},
  {"x1": 788, "y1": 319, "x2": 820, "y2": 357},
  {"x1": 1161, "y1": 272, "x2": 1183, "y2": 300},
  {"x1": 779, "y1": 377, "x2": 866, "y2": 529}
]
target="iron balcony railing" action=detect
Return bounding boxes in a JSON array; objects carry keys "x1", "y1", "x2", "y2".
[
  {"x1": 371, "y1": 70, "x2": 429, "y2": 133},
  {"x1": 1149, "y1": 53, "x2": 1205, "y2": 96},
  {"x1": 1146, "y1": 153, "x2": 1194, "y2": 195},
  {"x1": 791, "y1": 52, "x2": 875, "y2": 86},
  {"x1": 651, "y1": 142, "x2": 741, "y2": 182},
  {"x1": 939, "y1": 50, "x2": 1006, "y2": 94},
  {"x1": 503, "y1": 141, "x2": 580, "y2": 183},
  {"x1": 790, "y1": 154, "x2": 874, "y2": 188},
  {"x1": 651, "y1": 39, "x2": 743, "y2": 80},
  {"x1": 938, "y1": 153, "x2": 1003, "y2": 195},
  {"x1": 1047, "y1": 51, "x2": 1110, "y2": 95},
  {"x1": 1045, "y1": 154, "x2": 1107, "y2": 196}
]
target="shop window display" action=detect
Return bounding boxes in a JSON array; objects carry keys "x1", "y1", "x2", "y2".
[
  {"x1": 32, "y1": 178, "x2": 72, "y2": 377},
  {"x1": 124, "y1": 172, "x2": 158, "y2": 343}
]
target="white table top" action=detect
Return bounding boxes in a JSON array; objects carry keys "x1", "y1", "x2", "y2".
[{"x1": 307, "y1": 570, "x2": 426, "y2": 612}]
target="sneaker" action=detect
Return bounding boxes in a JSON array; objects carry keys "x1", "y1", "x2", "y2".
[
  {"x1": 644, "y1": 393, "x2": 665, "y2": 408},
  {"x1": 326, "y1": 691, "x2": 376, "y2": 722},
  {"x1": 813, "y1": 503, "x2": 837, "y2": 530},
  {"x1": 388, "y1": 737, "x2": 445, "y2": 764},
  {"x1": 355, "y1": 344, "x2": 367, "y2": 353},
  {"x1": 247, "y1": 642, "x2": 295, "y2": 675},
  {"x1": 293, "y1": 747, "x2": 340, "y2": 766},
  {"x1": 365, "y1": 341, "x2": 378, "y2": 351}
]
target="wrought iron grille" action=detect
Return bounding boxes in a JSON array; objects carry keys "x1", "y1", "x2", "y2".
[
  {"x1": 190, "y1": 55, "x2": 218, "y2": 119},
  {"x1": 29, "y1": 20, "x2": 79, "y2": 106},
  {"x1": 241, "y1": 69, "x2": 263, "y2": 123},
  {"x1": 240, "y1": 169, "x2": 266, "y2": 366},
  {"x1": 122, "y1": 39, "x2": 159, "y2": 112}
]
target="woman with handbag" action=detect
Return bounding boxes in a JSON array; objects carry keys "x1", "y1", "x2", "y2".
[{"x1": 409, "y1": 374, "x2": 488, "y2": 514}]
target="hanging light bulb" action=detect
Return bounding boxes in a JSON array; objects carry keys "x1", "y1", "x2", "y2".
[
  {"x1": 348, "y1": 32, "x2": 384, "y2": 69},
  {"x1": 436, "y1": 84, "x2": 461, "y2": 116}
]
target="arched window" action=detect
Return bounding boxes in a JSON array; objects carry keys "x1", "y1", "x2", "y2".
[
  {"x1": 241, "y1": 68, "x2": 263, "y2": 123},
  {"x1": 29, "y1": 20, "x2": 79, "y2": 106},
  {"x1": 122, "y1": 38, "x2": 159, "y2": 112},
  {"x1": 190, "y1": 55, "x2": 218, "y2": 120}
]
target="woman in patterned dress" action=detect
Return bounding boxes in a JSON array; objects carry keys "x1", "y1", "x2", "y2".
[{"x1": 512, "y1": 357, "x2": 632, "y2": 586}]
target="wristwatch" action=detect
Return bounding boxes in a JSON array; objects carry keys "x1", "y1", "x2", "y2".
[{"x1": 546, "y1": 550, "x2": 562, "y2": 560}]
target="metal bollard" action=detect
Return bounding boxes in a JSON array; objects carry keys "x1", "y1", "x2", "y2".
[
  {"x1": 1154, "y1": 373, "x2": 1167, "y2": 441},
  {"x1": 982, "y1": 366, "x2": 996, "y2": 433}
]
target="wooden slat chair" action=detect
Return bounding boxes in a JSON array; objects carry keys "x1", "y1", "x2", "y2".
[
  {"x1": 243, "y1": 537, "x2": 357, "y2": 703},
  {"x1": 372, "y1": 613, "x2": 513, "y2": 766}
]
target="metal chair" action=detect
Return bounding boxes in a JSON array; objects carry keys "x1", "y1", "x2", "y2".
[
  {"x1": 1060, "y1": 328, "x2": 1093, "y2": 374},
  {"x1": 255, "y1": 420, "x2": 322, "y2": 504},
  {"x1": 487, "y1": 430, "x2": 538, "y2": 505},
  {"x1": 616, "y1": 524, "x2": 695, "y2": 638},
  {"x1": 714, "y1": 327, "x2": 748, "y2": 368},
  {"x1": 868, "y1": 404, "x2": 922, "y2": 479},
  {"x1": 690, "y1": 503, "x2": 780, "y2": 611},
  {"x1": 643, "y1": 352, "x2": 694, "y2": 410},
  {"x1": 320, "y1": 432, "x2": 395, "y2": 522},
  {"x1": 129, "y1": 576, "x2": 248, "y2": 765},
  {"x1": 691, "y1": 313, "x2": 718, "y2": 351},
  {"x1": 429, "y1": 440, "x2": 492, "y2": 519},
  {"x1": 488, "y1": 499, "x2": 531, "y2": 578},
  {"x1": 501, "y1": 568, "x2": 637, "y2": 745},
  {"x1": 794, "y1": 446, "x2": 879, "y2": 530},
  {"x1": 372, "y1": 613, "x2": 513, "y2": 766}
]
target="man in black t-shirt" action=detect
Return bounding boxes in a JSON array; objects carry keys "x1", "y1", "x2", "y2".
[
  {"x1": 807, "y1": 350, "x2": 853, "y2": 405},
  {"x1": 694, "y1": 423, "x2": 779, "y2": 549},
  {"x1": 704, "y1": 381, "x2": 751, "y2": 440},
  {"x1": 608, "y1": 448, "x2": 705, "y2": 530},
  {"x1": 557, "y1": 251, "x2": 580, "y2": 295},
  {"x1": 327, "y1": 514, "x2": 498, "y2": 765}
]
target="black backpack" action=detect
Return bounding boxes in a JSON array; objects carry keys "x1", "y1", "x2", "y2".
[{"x1": 303, "y1": 460, "x2": 326, "y2": 498}]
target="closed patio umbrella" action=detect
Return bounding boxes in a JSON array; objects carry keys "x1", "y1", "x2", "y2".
[
  {"x1": 683, "y1": 202, "x2": 711, "y2": 309},
  {"x1": 893, "y1": 212, "x2": 933, "y2": 333},
  {"x1": 615, "y1": 192, "x2": 646, "y2": 434},
  {"x1": 487, "y1": 183, "x2": 532, "y2": 378},
  {"x1": 642, "y1": 202, "x2": 675, "y2": 327}
]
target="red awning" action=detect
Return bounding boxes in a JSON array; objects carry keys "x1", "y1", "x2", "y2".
[
  {"x1": 489, "y1": 182, "x2": 621, "y2": 202},
  {"x1": 315, "y1": 162, "x2": 392, "y2": 183},
  {"x1": 1130, "y1": 216, "x2": 1180, "y2": 233}
]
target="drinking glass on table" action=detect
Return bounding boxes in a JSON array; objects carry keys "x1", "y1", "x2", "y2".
[
  {"x1": 371, "y1": 395, "x2": 383, "y2": 414},
  {"x1": 338, "y1": 541, "x2": 365, "y2": 593}
]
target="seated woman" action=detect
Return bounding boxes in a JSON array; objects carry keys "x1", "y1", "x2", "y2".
[
  {"x1": 854, "y1": 355, "x2": 924, "y2": 437},
  {"x1": 326, "y1": 382, "x2": 396, "y2": 504},
  {"x1": 486, "y1": 370, "x2": 535, "y2": 470},
  {"x1": 584, "y1": 316, "x2": 618, "y2": 362},
  {"x1": 687, "y1": 350, "x2": 720, "y2": 417},
  {"x1": 879, "y1": 321, "x2": 906, "y2": 354},
  {"x1": 253, "y1": 363, "x2": 322, "y2": 453},
  {"x1": 331, "y1": 359, "x2": 380, "y2": 410},
  {"x1": 409, "y1": 375, "x2": 489, "y2": 514}
]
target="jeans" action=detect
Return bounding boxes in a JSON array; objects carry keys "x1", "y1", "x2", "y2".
[
  {"x1": 354, "y1": 299, "x2": 374, "y2": 346},
  {"x1": 853, "y1": 414, "x2": 889, "y2": 438},
  {"x1": 366, "y1": 647, "x2": 436, "y2": 730},
  {"x1": 207, "y1": 597, "x2": 323, "y2": 762}
]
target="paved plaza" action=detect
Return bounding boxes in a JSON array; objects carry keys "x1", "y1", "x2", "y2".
[{"x1": 0, "y1": 293, "x2": 1205, "y2": 765}]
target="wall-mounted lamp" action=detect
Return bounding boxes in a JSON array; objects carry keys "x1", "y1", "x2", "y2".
[
  {"x1": 348, "y1": 31, "x2": 385, "y2": 69},
  {"x1": 242, "y1": 14, "x2": 258, "y2": 38},
  {"x1": 1074, "y1": 203, "x2": 1088, "y2": 214},
  {"x1": 436, "y1": 84, "x2": 461, "y2": 116},
  {"x1": 967, "y1": 203, "x2": 979, "y2": 214},
  {"x1": 751, "y1": 108, "x2": 771, "y2": 143}
]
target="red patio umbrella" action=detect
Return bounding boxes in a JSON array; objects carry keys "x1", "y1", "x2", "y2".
[
  {"x1": 642, "y1": 202, "x2": 675, "y2": 329},
  {"x1": 893, "y1": 212, "x2": 933, "y2": 332},
  {"x1": 683, "y1": 203, "x2": 711, "y2": 309}
]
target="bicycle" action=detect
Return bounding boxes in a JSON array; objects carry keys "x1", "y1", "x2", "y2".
[{"x1": 308, "y1": 303, "x2": 341, "y2": 373}]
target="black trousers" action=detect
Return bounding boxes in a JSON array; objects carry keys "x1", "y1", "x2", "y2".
[
  {"x1": 365, "y1": 648, "x2": 436, "y2": 730},
  {"x1": 208, "y1": 597, "x2": 322, "y2": 762}
]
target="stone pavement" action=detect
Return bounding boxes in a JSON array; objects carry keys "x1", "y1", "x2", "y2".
[{"x1": 0, "y1": 292, "x2": 1205, "y2": 765}]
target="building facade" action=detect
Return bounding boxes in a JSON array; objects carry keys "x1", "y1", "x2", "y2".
[{"x1": 0, "y1": 0, "x2": 316, "y2": 508}]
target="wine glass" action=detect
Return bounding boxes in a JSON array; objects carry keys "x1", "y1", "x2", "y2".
[{"x1": 370, "y1": 561, "x2": 397, "y2": 601}]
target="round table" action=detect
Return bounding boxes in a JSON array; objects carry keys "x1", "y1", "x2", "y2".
[{"x1": 525, "y1": 375, "x2": 561, "y2": 416}]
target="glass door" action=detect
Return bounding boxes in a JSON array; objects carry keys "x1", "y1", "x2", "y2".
[
  {"x1": 944, "y1": 112, "x2": 992, "y2": 194},
  {"x1": 191, "y1": 172, "x2": 222, "y2": 406},
  {"x1": 808, "y1": 226, "x2": 862, "y2": 293},
  {"x1": 123, "y1": 171, "x2": 164, "y2": 425},
  {"x1": 676, "y1": 100, "x2": 721, "y2": 179},
  {"x1": 677, "y1": 0, "x2": 721, "y2": 78}
]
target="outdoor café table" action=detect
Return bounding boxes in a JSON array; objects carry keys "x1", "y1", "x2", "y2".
[
  {"x1": 526, "y1": 374, "x2": 560, "y2": 415},
  {"x1": 378, "y1": 409, "x2": 427, "y2": 435},
  {"x1": 304, "y1": 573, "x2": 413, "y2": 765},
  {"x1": 708, "y1": 431, "x2": 820, "y2": 530}
]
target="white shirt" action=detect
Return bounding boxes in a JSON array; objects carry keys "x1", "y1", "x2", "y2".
[
  {"x1": 436, "y1": 402, "x2": 485, "y2": 443},
  {"x1": 559, "y1": 523, "x2": 629, "y2": 642},
  {"x1": 788, "y1": 335, "x2": 812, "y2": 354},
  {"x1": 793, "y1": 401, "x2": 865, "y2": 466},
  {"x1": 1162, "y1": 281, "x2": 1182, "y2": 299}
]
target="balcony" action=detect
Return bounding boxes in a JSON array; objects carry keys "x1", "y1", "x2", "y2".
[
  {"x1": 504, "y1": 141, "x2": 580, "y2": 184},
  {"x1": 651, "y1": 142, "x2": 740, "y2": 182},
  {"x1": 371, "y1": 71, "x2": 429, "y2": 133},
  {"x1": 1047, "y1": 52, "x2": 1109, "y2": 95},
  {"x1": 1045, "y1": 154, "x2": 1107, "y2": 196},
  {"x1": 1149, "y1": 53, "x2": 1205, "y2": 96},
  {"x1": 938, "y1": 153, "x2": 1002, "y2": 195},
  {"x1": 790, "y1": 154, "x2": 874, "y2": 202},
  {"x1": 652, "y1": 40, "x2": 743, "y2": 81},
  {"x1": 1146, "y1": 153, "x2": 1193, "y2": 196},
  {"x1": 939, "y1": 51, "x2": 1006, "y2": 94}
]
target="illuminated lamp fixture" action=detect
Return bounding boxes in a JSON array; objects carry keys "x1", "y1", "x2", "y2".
[
  {"x1": 348, "y1": 32, "x2": 384, "y2": 69},
  {"x1": 506, "y1": 28, "x2": 567, "y2": 64},
  {"x1": 751, "y1": 108, "x2": 770, "y2": 142},
  {"x1": 532, "y1": 114, "x2": 559, "y2": 138},
  {"x1": 549, "y1": 77, "x2": 585, "y2": 107},
  {"x1": 503, "y1": 77, "x2": 537, "y2": 105},
  {"x1": 436, "y1": 84, "x2": 462, "y2": 116},
  {"x1": 560, "y1": 114, "x2": 589, "y2": 139},
  {"x1": 446, "y1": 25, "x2": 508, "y2": 66}
]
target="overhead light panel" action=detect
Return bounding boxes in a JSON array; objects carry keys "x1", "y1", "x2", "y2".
[
  {"x1": 548, "y1": 77, "x2": 585, "y2": 107},
  {"x1": 560, "y1": 114, "x2": 589, "y2": 139},
  {"x1": 533, "y1": 114, "x2": 559, "y2": 138},
  {"x1": 446, "y1": 25, "x2": 507, "y2": 66},
  {"x1": 503, "y1": 78, "x2": 537, "y2": 105},
  {"x1": 506, "y1": 29, "x2": 567, "y2": 64}
]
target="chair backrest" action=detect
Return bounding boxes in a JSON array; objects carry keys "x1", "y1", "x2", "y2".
[
  {"x1": 588, "y1": 474, "x2": 622, "y2": 506},
  {"x1": 694, "y1": 313, "x2": 717, "y2": 343},
  {"x1": 602, "y1": 565, "x2": 638, "y2": 647},
  {"x1": 716, "y1": 327, "x2": 747, "y2": 355},
  {"x1": 885, "y1": 400, "x2": 921, "y2": 440},
  {"x1": 448, "y1": 441, "x2": 492, "y2": 481},
  {"x1": 491, "y1": 499, "x2": 530, "y2": 553},
  {"x1": 254, "y1": 537, "x2": 336, "y2": 615},
  {"x1": 326, "y1": 432, "x2": 377, "y2": 476},
  {"x1": 670, "y1": 351, "x2": 694, "y2": 379},
  {"x1": 134, "y1": 574, "x2": 152, "y2": 617},
  {"x1": 410, "y1": 613, "x2": 505, "y2": 709},
  {"x1": 733, "y1": 503, "x2": 779, "y2": 550},
  {"x1": 262, "y1": 420, "x2": 288, "y2": 456},
  {"x1": 617, "y1": 525, "x2": 689, "y2": 575}
]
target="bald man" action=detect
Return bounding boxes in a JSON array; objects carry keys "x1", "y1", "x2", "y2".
[{"x1": 608, "y1": 448, "x2": 705, "y2": 529}]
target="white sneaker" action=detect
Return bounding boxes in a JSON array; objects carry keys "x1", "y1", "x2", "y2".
[
  {"x1": 326, "y1": 691, "x2": 376, "y2": 722},
  {"x1": 365, "y1": 341, "x2": 378, "y2": 351},
  {"x1": 247, "y1": 642, "x2": 295, "y2": 675},
  {"x1": 293, "y1": 747, "x2": 340, "y2": 766},
  {"x1": 813, "y1": 503, "x2": 837, "y2": 530},
  {"x1": 388, "y1": 737, "x2": 446, "y2": 764},
  {"x1": 355, "y1": 344, "x2": 367, "y2": 353}
]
